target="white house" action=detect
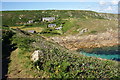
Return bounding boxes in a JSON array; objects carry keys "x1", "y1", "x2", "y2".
[
  {"x1": 27, "y1": 20, "x2": 34, "y2": 24},
  {"x1": 55, "y1": 26, "x2": 62, "y2": 30},
  {"x1": 27, "y1": 30, "x2": 36, "y2": 33},
  {"x1": 55, "y1": 24, "x2": 63, "y2": 30},
  {"x1": 42, "y1": 17, "x2": 55, "y2": 22},
  {"x1": 48, "y1": 24, "x2": 56, "y2": 27}
]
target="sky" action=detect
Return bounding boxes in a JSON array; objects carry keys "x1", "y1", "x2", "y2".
[{"x1": 1, "y1": 0, "x2": 120, "y2": 14}]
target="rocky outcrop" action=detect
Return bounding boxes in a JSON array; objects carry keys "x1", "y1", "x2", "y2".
[
  {"x1": 31, "y1": 50, "x2": 42, "y2": 62},
  {"x1": 50, "y1": 30, "x2": 119, "y2": 50},
  {"x1": 99, "y1": 13, "x2": 118, "y2": 21},
  {"x1": 79, "y1": 28, "x2": 89, "y2": 34}
]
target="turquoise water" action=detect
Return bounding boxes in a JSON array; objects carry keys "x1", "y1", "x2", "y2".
[
  {"x1": 79, "y1": 45, "x2": 120, "y2": 61},
  {"x1": 80, "y1": 51, "x2": 120, "y2": 60}
]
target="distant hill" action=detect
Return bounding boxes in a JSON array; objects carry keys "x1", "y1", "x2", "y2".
[
  {"x1": 2, "y1": 10, "x2": 118, "y2": 36},
  {"x1": 2, "y1": 10, "x2": 117, "y2": 26}
]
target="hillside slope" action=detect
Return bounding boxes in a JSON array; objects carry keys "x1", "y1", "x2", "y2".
[
  {"x1": 2, "y1": 10, "x2": 117, "y2": 26},
  {"x1": 6, "y1": 29, "x2": 119, "y2": 78},
  {"x1": 2, "y1": 10, "x2": 118, "y2": 36}
]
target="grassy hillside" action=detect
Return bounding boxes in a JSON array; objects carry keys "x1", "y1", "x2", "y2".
[
  {"x1": 2, "y1": 10, "x2": 117, "y2": 26},
  {"x1": 2, "y1": 10, "x2": 118, "y2": 36},
  {"x1": 3, "y1": 29, "x2": 119, "y2": 78}
]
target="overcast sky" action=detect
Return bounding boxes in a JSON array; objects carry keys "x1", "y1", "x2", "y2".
[{"x1": 1, "y1": 0, "x2": 119, "y2": 14}]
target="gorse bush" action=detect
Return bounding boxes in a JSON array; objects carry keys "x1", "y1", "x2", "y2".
[
  {"x1": 30, "y1": 37, "x2": 119, "y2": 78},
  {"x1": 24, "y1": 24, "x2": 33, "y2": 26},
  {"x1": 12, "y1": 34, "x2": 35, "y2": 51},
  {"x1": 90, "y1": 30, "x2": 97, "y2": 34}
]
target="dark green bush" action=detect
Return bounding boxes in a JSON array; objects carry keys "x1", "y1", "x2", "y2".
[
  {"x1": 40, "y1": 28, "x2": 62, "y2": 35},
  {"x1": 90, "y1": 30, "x2": 97, "y2": 34},
  {"x1": 24, "y1": 24, "x2": 33, "y2": 26},
  {"x1": 12, "y1": 35, "x2": 35, "y2": 51}
]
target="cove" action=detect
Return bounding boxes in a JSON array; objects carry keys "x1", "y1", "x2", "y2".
[{"x1": 78, "y1": 45, "x2": 120, "y2": 61}]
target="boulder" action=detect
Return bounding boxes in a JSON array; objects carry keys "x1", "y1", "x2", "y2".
[
  {"x1": 80, "y1": 28, "x2": 88, "y2": 34},
  {"x1": 31, "y1": 50, "x2": 42, "y2": 62}
]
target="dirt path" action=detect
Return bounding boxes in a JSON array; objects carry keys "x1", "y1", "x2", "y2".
[{"x1": 7, "y1": 49, "x2": 33, "y2": 78}]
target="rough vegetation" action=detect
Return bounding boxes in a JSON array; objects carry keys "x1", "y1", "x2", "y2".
[
  {"x1": 2, "y1": 10, "x2": 117, "y2": 26},
  {"x1": 5, "y1": 29, "x2": 119, "y2": 78}
]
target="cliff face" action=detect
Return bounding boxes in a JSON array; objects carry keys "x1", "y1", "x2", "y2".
[
  {"x1": 50, "y1": 30, "x2": 119, "y2": 50},
  {"x1": 99, "y1": 13, "x2": 118, "y2": 21}
]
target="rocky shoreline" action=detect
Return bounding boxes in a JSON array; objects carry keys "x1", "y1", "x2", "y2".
[{"x1": 49, "y1": 30, "x2": 119, "y2": 50}]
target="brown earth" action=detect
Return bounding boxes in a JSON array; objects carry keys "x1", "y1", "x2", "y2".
[{"x1": 7, "y1": 49, "x2": 33, "y2": 78}]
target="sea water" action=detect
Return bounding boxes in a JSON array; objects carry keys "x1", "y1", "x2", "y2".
[{"x1": 79, "y1": 45, "x2": 120, "y2": 61}]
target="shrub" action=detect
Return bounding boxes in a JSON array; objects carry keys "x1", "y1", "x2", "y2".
[
  {"x1": 40, "y1": 29, "x2": 63, "y2": 35},
  {"x1": 24, "y1": 24, "x2": 33, "y2": 26},
  {"x1": 12, "y1": 35, "x2": 35, "y2": 51},
  {"x1": 90, "y1": 30, "x2": 97, "y2": 34}
]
